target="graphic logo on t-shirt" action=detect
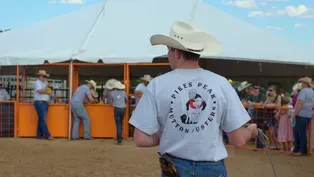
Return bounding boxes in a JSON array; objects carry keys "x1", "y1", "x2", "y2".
[
  {"x1": 168, "y1": 81, "x2": 217, "y2": 134},
  {"x1": 180, "y1": 89, "x2": 207, "y2": 124}
]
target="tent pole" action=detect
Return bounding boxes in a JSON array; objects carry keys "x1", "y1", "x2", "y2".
[
  {"x1": 68, "y1": 61, "x2": 73, "y2": 140},
  {"x1": 190, "y1": 0, "x2": 201, "y2": 22}
]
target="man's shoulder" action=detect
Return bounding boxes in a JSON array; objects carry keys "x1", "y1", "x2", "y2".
[
  {"x1": 300, "y1": 88, "x2": 313, "y2": 94},
  {"x1": 153, "y1": 69, "x2": 227, "y2": 82},
  {"x1": 80, "y1": 85, "x2": 88, "y2": 89}
]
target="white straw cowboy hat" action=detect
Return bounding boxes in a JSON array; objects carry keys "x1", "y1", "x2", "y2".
[
  {"x1": 86, "y1": 80, "x2": 98, "y2": 98},
  {"x1": 237, "y1": 81, "x2": 252, "y2": 92},
  {"x1": 298, "y1": 77, "x2": 314, "y2": 88},
  {"x1": 36, "y1": 70, "x2": 49, "y2": 77},
  {"x1": 85, "y1": 80, "x2": 97, "y2": 90},
  {"x1": 140, "y1": 74, "x2": 153, "y2": 82},
  {"x1": 292, "y1": 83, "x2": 302, "y2": 91},
  {"x1": 150, "y1": 21, "x2": 221, "y2": 56},
  {"x1": 104, "y1": 79, "x2": 118, "y2": 90},
  {"x1": 113, "y1": 81, "x2": 125, "y2": 90}
]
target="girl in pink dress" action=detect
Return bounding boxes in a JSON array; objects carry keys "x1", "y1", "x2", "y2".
[{"x1": 275, "y1": 96, "x2": 294, "y2": 151}]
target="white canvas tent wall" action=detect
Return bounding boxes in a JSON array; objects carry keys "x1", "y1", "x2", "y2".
[{"x1": 0, "y1": 0, "x2": 313, "y2": 66}]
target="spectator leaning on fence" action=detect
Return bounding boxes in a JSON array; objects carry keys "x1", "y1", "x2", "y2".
[
  {"x1": 264, "y1": 85, "x2": 282, "y2": 150},
  {"x1": 291, "y1": 77, "x2": 314, "y2": 156},
  {"x1": 243, "y1": 84, "x2": 266, "y2": 149},
  {"x1": 244, "y1": 85, "x2": 266, "y2": 117},
  {"x1": 236, "y1": 81, "x2": 251, "y2": 101},
  {"x1": 129, "y1": 21, "x2": 258, "y2": 177},
  {"x1": 33, "y1": 70, "x2": 53, "y2": 140},
  {"x1": 71, "y1": 80, "x2": 97, "y2": 140},
  {"x1": 0, "y1": 81, "x2": 10, "y2": 101}
]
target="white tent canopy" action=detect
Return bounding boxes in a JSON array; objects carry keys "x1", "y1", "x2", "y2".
[{"x1": 0, "y1": 0, "x2": 313, "y2": 66}]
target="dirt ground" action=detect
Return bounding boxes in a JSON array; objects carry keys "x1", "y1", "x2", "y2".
[{"x1": 0, "y1": 138, "x2": 313, "y2": 177}]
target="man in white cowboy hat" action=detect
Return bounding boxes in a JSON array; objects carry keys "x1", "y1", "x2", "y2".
[
  {"x1": 129, "y1": 21, "x2": 258, "y2": 176},
  {"x1": 291, "y1": 77, "x2": 314, "y2": 156},
  {"x1": 33, "y1": 70, "x2": 53, "y2": 140},
  {"x1": 103, "y1": 79, "x2": 118, "y2": 104},
  {"x1": 237, "y1": 81, "x2": 251, "y2": 93},
  {"x1": 108, "y1": 81, "x2": 128, "y2": 145},
  {"x1": 71, "y1": 80, "x2": 97, "y2": 140},
  {"x1": 0, "y1": 81, "x2": 10, "y2": 101},
  {"x1": 134, "y1": 74, "x2": 153, "y2": 104}
]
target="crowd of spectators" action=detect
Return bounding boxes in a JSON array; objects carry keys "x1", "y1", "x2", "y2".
[{"x1": 226, "y1": 77, "x2": 314, "y2": 156}]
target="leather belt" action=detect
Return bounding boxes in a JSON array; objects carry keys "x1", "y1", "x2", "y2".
[
  {"x1": 166, "y1": 153, "x2": 222, "y2": 163},
  {"x1": 35, "y1": 100, "x2": 48, "y2": 103}
]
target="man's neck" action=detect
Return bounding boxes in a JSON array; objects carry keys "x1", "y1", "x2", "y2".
[{"x1": 176, "y1": 61, "x2": 200, "y2": 69}]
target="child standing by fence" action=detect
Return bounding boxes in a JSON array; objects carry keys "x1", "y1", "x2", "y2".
[{"x1": 276, "y1": 96, "x2": 294, "y2": 151}]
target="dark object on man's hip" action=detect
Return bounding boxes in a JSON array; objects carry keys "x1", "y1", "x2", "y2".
[{"x1": 159, "y1": 154, "x2": 179, "y2": 177}]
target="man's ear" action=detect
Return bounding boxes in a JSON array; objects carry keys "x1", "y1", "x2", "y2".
[{"x1": 174, "y1": 49, "x2": 181, "y2": 59}]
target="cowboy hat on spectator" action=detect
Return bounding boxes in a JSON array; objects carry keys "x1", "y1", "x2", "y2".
[
  {"x1": 298, "y1": 77, "x2": 314, "y2": 88},
  {"x1": 36, "y1": 70, "x2": 49, "y2": 77},
  {"x1": 140, "y1": 75, "x2": 153, "y2": 82},
  {"x1": 150, "y1": 21, "x2": 221, "y2": 56},
  {"x1": 104, "y1": 79, "x2": 118, "y2": 90},
  {"x1": 237, "y1": 81, "x2": 252, "y2": 92},
  {"x1": 85, "y1": 80, "x2": 97, "y2": 90},
  {"x1": 113, "y1": 81, "x2": 125, "y2": 90},
  {"x1": 292, "y1": 83, "x2": 302, "y2": 91},
  {"x1": 85, "y1": 80, "x2": 98, "y2": 97}
]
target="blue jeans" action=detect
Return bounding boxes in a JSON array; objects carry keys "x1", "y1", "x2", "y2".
[
  {"x1": 247, "y1": 107, "x2": 254, "y2": 117},
  {"x1": 34, "y1": 101, "x2": 51, "y2": 138},
  {"x1": 161, "y1": 156, "x2": 227, "y2": 177},
  {"x1": 293, "y1": 116, "x2": 311, "y2": 154},
  {"x1": 114, "y1": 107, "x2": 125, "y2": 143},
  {"x1": 71, "y1": 103, "x2": 90, "y2": 139}
]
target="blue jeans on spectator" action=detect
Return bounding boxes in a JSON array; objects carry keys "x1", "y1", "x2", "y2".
[
  {"x1": 247, "y1": 107, "x2": 254, "y2": 117},
  {"x1": 161, "y1": 155, "x2": 227, "y2": 177},
  {"x1": 293, "y1": 116, "x2": 311, "y2": 154},
  {"x1": 34, "y1": 101, "x2": 51, "y2": 139},
  {"x1": 114, "y1": 107, "x2": 125, "y2": 143},
  {"x1": 71, "y1": 102, "x2": 90, "y2": 139}
]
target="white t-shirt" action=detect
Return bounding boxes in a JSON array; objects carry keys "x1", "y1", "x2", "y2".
[
  {"x1": 34, "y1": 80, "x2": 50, "y2": 101},
  {"x1": 135, "y1": 83, "x2": 147, "y2": 93},
  {"x1": 129, "y1": 68, "x2": 250, "y2": 162},
  {"x1": 134, "y1": 83, "x2": 147, "y2": 105}
]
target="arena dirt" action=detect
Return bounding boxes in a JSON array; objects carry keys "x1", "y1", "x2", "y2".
[{"x1": 0, "y1": 138, "x2": 313, "y2": 177}]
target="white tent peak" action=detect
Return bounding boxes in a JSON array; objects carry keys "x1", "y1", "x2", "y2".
[{"x1": 0, "y1": 0, "x2": 313, "y2": 66}]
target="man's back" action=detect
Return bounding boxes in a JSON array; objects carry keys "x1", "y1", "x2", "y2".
[
  {"x1": 297, "y1": 87, "x2": 314, "y2": 118},
  {"x1": 110, "y1": 90, "x2": 127, "y2": 108},
  {"x1": 131, "y1": 68, "x2": 250, "y2": 161},
  {"x1": 72, "y1": 85, "x2": 90, "y2": 104}
]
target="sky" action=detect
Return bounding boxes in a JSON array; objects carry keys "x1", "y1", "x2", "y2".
[{"x1": 0, "y1": 0, "x2": 313, "y2": 48}]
